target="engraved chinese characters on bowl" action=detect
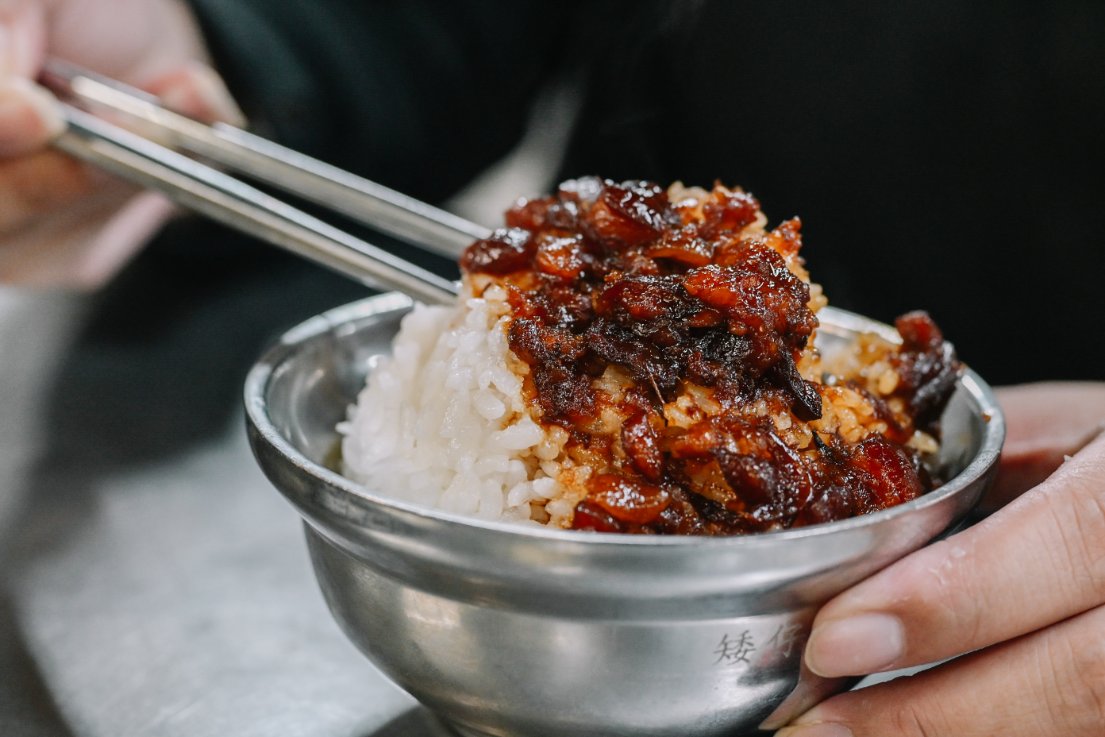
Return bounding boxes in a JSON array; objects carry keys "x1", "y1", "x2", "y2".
[{"x1": 244, "y1": 294, "x2": 1004, "y2": 737}]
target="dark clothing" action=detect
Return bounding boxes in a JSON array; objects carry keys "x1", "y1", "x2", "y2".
[
  {"x1": 188, "y1": 0, "x2": 573, "y2": 202},
  {"x1": 186, "y1": 0, "x2": 1104, "y2": 384}
]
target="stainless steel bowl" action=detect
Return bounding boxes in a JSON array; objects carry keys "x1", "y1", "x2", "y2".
[{"x1": 244, "y1": 293, "x2": 1004, "y2": 737}]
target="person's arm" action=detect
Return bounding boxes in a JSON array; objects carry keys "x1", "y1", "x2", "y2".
[{"x1": 769, "y1": 381, "x2": 1105, "y2": 737}]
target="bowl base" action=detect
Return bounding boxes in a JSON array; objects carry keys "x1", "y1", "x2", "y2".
[
  {"x1": 442, "y1": 717, "x2": 768, "y2": 737},
  {"x1": 444, "y1": 722, "x2": 495, "y2": 737}
]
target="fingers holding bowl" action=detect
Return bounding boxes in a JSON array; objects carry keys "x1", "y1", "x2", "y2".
[
  {"x1": 777, "y1": 602, "x2": 1105, "y2": 737},
  {"x1": 802, "y1": 430, "x2": 1105, "y2": 679},
  {"x1": 988, "y1": 382, "x2": 1105, "y2": 511},
  {"x1": 771, "y1": 421, "x2": 1105, "y2": 735}
]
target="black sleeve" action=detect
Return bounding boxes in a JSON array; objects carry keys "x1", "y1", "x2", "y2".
[{"x1": 186, "y1": 0, "x2": 575, "y2": 201}]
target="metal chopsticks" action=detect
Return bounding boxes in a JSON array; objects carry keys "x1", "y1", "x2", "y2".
[{"x1": 40, "y1": 59, "x2": 492, "y2": 306}]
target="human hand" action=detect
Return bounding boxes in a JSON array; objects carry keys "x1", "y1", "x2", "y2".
[
  {"x1": 0, "y1": 0, "x2": 242, "y2": 288},
  {"x1": 767, "y1": 381, "x2": 1105, "y2": 736}
]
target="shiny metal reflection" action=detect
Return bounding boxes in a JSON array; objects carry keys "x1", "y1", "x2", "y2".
[{"x1": 244, "y1": 294, "x2": 1004, "y2": 737}]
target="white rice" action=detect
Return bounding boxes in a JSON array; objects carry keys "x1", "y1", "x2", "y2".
[{"x1": 338, "y1": 285, "x2": 575, "y2": 525}]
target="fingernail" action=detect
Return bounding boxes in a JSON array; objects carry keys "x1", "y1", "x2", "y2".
[
  {"x1": 805, "y1": 613, "x2": 904, "y2": 677},
  {"x1": 776, "y1": 722, "x2": 853, "y2": 737},
  {"x1": 0, "y1": 77, "x2": 63, "y2": 155}
]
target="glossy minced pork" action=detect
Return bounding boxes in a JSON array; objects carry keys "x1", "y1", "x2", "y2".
[{"x1": 339, "y1": 180, "x2": 959, "y2": 533}]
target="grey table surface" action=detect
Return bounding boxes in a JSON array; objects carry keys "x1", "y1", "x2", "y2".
[{"x1": 0, "y1": 262, "x2": 466, "y2": 737}]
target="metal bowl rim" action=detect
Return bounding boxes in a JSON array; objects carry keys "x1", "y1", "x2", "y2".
[{"x1": 244, "y1": 293, "x2": 1005, "y2": 549}]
